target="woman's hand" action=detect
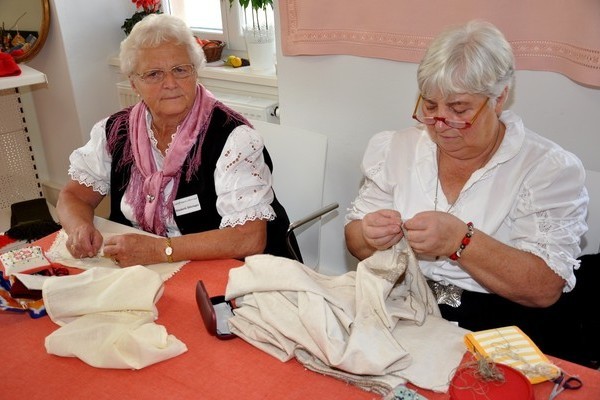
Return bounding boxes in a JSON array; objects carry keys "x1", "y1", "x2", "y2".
[
  {"x1": 66, "y1": 224, "x2": 104, "y2": 259},
  {"x1": 57, "y1": 180, "x2": 106, "y2": 259},
  {"x1": 360, "y1": 209, "x2": 404, "y2": 251},
  {"x1": 103, "y1": 233, "x2": 166, "y2": 267},
  {"x1": 403, "y1": 211, "x2": 466, "y2": 258}
]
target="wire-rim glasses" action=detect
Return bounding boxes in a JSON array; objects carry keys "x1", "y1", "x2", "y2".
[
  {"x1": 134, "y1": 64, "x2": 196, "y2": 84},
  {"x1": 412, "y1": 94, "x2": 489, "y2": 129}
]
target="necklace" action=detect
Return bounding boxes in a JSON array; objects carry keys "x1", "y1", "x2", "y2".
[
  {"x1": 434, "y1": 177, "x2": 453, "y2": 212},
  {"x1": 434, "y1": 149, "x2": 460, "y2": 213},
  {"x1": 434, "y1": 123, "x2": 503, "y2": 212},
  {"x1": 434, "y1": 159, "x2": 489, "y2": 213}
]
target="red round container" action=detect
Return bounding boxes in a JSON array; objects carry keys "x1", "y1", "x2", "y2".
[{"x1": 449, "y1": 363, "x2": 534, "y2": 400}]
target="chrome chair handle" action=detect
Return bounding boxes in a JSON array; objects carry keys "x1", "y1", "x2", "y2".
[{"x1": 285, "y1": 202, "x2": 339, "y2": 263}]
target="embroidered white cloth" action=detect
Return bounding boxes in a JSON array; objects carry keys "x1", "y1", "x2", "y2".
[
  {"x1": 225, "y1": 238, "x2": 468, "y2": 394},
  {"x1": 45, "y1": 216, "x2": 187, "y2": 281},
  {"x1": 43, "y1": 266, "x2": 187, "y2": 369}
]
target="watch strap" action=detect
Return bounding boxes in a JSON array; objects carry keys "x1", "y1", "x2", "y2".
[{"x1": 165, "y1": 237, "x2": 173, "y2": 263}]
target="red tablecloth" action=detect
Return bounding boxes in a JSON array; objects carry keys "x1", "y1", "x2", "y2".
[{"x1": 3, "y1": 235, "x2": 600, "y2": 400}]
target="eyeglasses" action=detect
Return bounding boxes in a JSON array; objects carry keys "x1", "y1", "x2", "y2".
[
  {"x1": 134, "y1": 64, "x2": 196, "y2": 84},
  {"x1": 412, "y1": 94, "x2": 489, "y2": 129}
]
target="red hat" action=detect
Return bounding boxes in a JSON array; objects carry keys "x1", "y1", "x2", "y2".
[{"x1": 0, "y1": 52, "x2": 21, "y2": 77}]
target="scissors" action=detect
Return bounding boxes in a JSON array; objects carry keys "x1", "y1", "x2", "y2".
[{"x1": 548, "y1": 371, "x2": 583, "y2": 400}]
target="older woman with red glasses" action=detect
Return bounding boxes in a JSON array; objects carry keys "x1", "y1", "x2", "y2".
[
  {"x1": 345, "y1": 20, "x2": 588, "y2": 354},
  {"x1": 57, "y1": 14, "x2": 297, "y2": 266}
]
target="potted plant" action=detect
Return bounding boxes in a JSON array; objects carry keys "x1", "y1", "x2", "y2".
[
  {"x1": 228, "y1": 0, "x2": 275, "y2": 71},
  {"x1": 228, "y1": 0, "x2": 274, "y2": 31}
]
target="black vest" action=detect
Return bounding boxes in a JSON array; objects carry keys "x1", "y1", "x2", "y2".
[{"x1": 105, "y1": 107, "x2": 299, "y2": 260}]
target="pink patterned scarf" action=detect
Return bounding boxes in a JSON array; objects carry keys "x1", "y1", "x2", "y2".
[{"x1": 126, "y1": 84, "x2": 217, "y2": 236}]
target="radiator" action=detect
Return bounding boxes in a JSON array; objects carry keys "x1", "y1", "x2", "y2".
[
  {"x1": 116, "y1": 81, "x2": 279, "y2": 123},
  {"x1": 0, "y1": 88, "x2": 43, "y2": 210}
]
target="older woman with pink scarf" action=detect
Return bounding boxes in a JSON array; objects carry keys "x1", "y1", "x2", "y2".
[{"x1": 57, "y1": 14, "x2": 296, "y2": 266}]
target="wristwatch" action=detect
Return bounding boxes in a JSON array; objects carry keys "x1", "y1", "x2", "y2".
[{"x1": 165, "y1": 238, "x2": 173, "y2": 263}]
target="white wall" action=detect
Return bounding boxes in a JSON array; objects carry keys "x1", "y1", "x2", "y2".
[
  {"x1": 276, "y1": 52, "x2": 600, "y2": 275},
  {"x1": 27, "y1": 0, "x2": 133, "y2": 188},
  {"x1": 24, "y1": 0, "x2": 600, "y2": 275}
]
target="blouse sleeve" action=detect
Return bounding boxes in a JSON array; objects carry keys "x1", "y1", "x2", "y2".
[
  {"x1": 67, "y1": 117, "x2": 112, "y2": 195},
  {"x1": 215, "y1": 124, "x2": 276, "y2": 228},
  {"x1": 511, "y1": 150, "x2": 588, "y2": 291},
  {"x1": 345, "y1": 131, "x2": 396, "y2": 224}
]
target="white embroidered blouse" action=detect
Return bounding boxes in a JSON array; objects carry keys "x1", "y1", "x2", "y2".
[
  {"x1": 346, "y1": 111, "x2": 589, "y2": 293},
  {"x1": 68, "y1": 114, "x2": 276, "y2": 237}
]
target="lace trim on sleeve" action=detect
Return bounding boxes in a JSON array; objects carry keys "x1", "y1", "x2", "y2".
[
  {"x1": 220, "y1": 203, "x2": 275, "y2": 228},
  {"x1": 68, "y1": 168, "x2": 110, "y2": 195},
  {"x1": 519, "y1": 244, "x2": 580, "y2": 293},
  {"x1": 67, "y1": 117, "x2": 112, "y2": 195}
]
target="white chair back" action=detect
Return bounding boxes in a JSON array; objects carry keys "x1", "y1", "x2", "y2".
[{"x1": 250, "y1": 119, "x2": 334, "y2": 268}]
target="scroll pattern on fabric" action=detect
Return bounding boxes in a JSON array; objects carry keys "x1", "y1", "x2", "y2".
[{"x1": 279, "y1": 0, "x2": 600, "y2": 88}]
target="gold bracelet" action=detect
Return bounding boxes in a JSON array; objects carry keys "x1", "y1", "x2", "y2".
[{"x1": 165, "y1": 237, "x2": 174, "y2": 263}]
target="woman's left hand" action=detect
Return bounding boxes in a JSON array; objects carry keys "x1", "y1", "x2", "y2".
[
  {"x1": 403, "y1": 211, "x2": 466, "y2": 258},
  {"x1": 103, "y1": 233, "x2": 165, "y2": 267}
]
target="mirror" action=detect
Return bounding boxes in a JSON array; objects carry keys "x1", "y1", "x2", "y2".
[{"x1": 0, "y1": 0, "x2": 50, "y2": 63}]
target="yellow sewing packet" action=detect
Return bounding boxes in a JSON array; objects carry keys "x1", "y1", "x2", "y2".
[{"x1": 464, "y1": 325, "x2": 560, "y2": 384}]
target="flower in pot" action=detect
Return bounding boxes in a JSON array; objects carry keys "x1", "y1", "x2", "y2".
[
  {"x1": 122, "y1": 0, "x2": 162, "y2": 36},
  {"x1": 228, "y1": 0, "x2": 275, "y2": 70}
]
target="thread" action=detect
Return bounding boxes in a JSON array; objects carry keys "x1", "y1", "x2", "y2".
[{"x1": 449, "y1": 357, "x2": 506, "y2": 397}]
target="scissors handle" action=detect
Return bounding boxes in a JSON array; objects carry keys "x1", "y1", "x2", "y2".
[{"x1": 562, "y1": 376, "x2": 583, "y2": 390}]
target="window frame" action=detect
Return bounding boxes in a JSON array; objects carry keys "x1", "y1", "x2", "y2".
[{"x1": 161, "y1": 0, "x2": 249, "y2": 53}]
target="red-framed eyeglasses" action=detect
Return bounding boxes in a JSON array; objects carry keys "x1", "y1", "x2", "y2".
[{"x1": 412, "y1": 94, "x2": 489, "y2": 129}]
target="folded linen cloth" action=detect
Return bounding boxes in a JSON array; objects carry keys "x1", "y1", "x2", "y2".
[
  {"x1": 45, "y1": 216, "x2": 187, "y2": 282},
  {"x1": 43, "y1": 265, "x2": 164, "y2": 325},
  {"x1": 225, "y1": 237, "x2": 468, "y2": 394},
  {"x1": 45, "y1": 311, "x2": 187, "y2": 370},
  {"x1": 43, "y1": 266, "x2": 187, "y2": 369}
]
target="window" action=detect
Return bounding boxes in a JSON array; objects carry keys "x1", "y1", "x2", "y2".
[{"x1": 162, "y1": 0, "x2": 274, "y2": 54}]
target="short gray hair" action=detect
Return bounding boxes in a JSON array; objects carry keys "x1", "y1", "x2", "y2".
[
  {"x1": 417, "y1": 20, "x2": 515, "y2": 101},
  {"x1": 119, "y1": 13, "x2": 206, "y2": 77}
]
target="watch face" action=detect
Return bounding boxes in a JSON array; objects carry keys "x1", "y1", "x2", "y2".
[{"x1": 166, "y1": 247, "x2": 173, "y2": 256}]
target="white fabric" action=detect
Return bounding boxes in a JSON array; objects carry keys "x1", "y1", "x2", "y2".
[
  {"x1": 43, "y1": 265, "x2": 187, "y2": 369},
  {"x1": 45, "y1": 217, "x2": 187, "y2": 282},
  {"x1": 225, "y1": 237, "x2": 468, "y2": 394},
  {"x1": 346, "y1": 111, "x2": 588, "y2": 293},
  {"x1": 68, "y1": 114, "x2": 275, "y2": 237}
]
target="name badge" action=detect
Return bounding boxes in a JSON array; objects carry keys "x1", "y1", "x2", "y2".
[{"x1": 173, "y1": 195, "x2": 201, "y2": 216}]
